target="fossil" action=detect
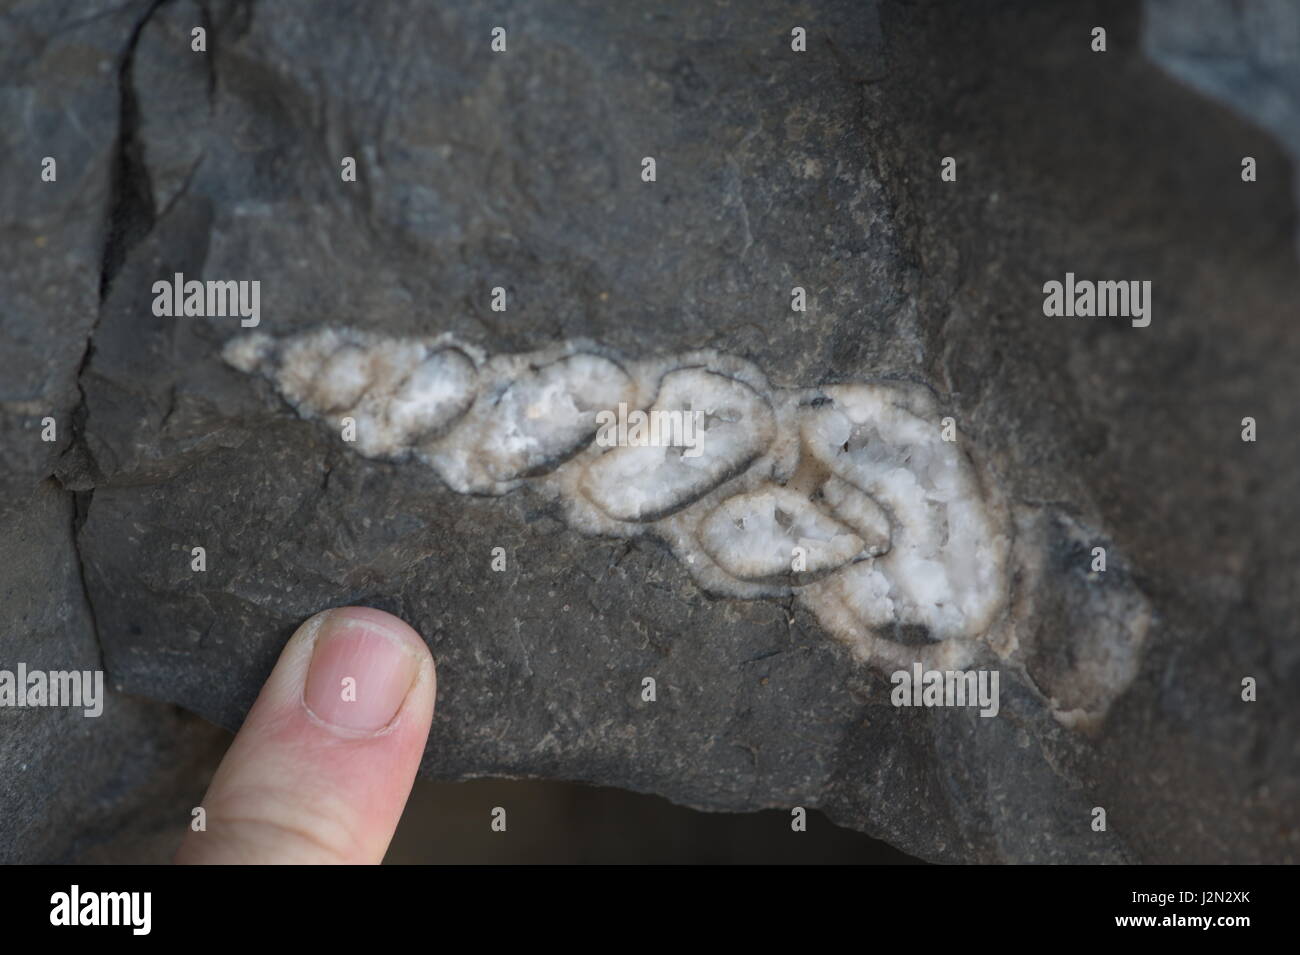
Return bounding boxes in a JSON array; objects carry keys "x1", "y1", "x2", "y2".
[{"x1": 225, "y1": 327, "x2": 1026, "y2": 676}]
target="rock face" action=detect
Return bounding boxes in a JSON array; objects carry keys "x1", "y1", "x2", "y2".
[
  {"x1": 2, "y1": 0, "x2": 1297, "y2": 863},
  {"x1": 1144, "y1": 0, "x2": 1300, "y2": 256},
  {"x1": 0, "y1": 0, "x2": 230, "y2": 864},
  {"x1": 0, "y1": 0, "x2": 130, "y2": 510},
  {"x1": 0, "y1": 481, "x2": 227, "y2": 863}
]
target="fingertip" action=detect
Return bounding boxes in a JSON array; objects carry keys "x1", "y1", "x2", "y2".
[
  {"x1": 302, "y1": 607, "x2": 437, "y2": 735},
  {"x1": 177, "y1": 605, "x2": 436, "y2": 864}
]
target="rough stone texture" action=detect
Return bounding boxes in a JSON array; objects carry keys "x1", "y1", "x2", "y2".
[
  {"x1": 0, "y1": 0, "x2": 230, "y2": 865},
  {"x1": 2, "y1": 0, "x2": 1298, "y2": 862},
  {"x1": 0, "y1": 481, "x2": 227, "y2": 863},
  {"x1": 0, "y1": 0, "x2": 135, "y2": 511}
]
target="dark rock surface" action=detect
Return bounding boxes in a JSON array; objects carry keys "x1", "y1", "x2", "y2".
[
  {"x1": 0, "y1": 481, "x2": 227, "y2": 863},
  {"x1": 1144, "y1": 0, "x2": 1300, "y2": 255},
  {"x1": 2, "y1": 0, "x2": 1297, "y2": 862},
  {"x1": 0, "y1": 0, "x2": 229, "y2": 864},
  {"x1": 0, "y1": 0, "x2": 139, "y2": 511}
]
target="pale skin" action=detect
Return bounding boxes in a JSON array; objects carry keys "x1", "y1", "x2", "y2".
[{"x1": 176, "y1": 606, "x2": 436, "y2": 864}]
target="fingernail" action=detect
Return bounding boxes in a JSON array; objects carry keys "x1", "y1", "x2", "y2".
[{"x1": 304, "y1": 612, "x2": 420, "y2": 734}]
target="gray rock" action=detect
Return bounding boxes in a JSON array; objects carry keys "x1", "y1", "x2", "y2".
[
  {"x1": 0, "y1": 0, "x2": 230, "y2": 865},
  {"x1": 0, "y1": 0, "x2": 145, "y2": 511},
  {"x1": 3, "y1": 0, "x2": 1297, "y2": 862},
  {"x1": 1144, "y1": 0, "x2": 1300, "y2": 254},
  {"x1": 0, "y1": 481, "x2": 227, "y2": 864}
]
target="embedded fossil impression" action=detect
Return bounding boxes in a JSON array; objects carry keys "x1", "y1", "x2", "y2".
[{"x1": 226, "y1": 327, "x2": 1018, "y2": 673}]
